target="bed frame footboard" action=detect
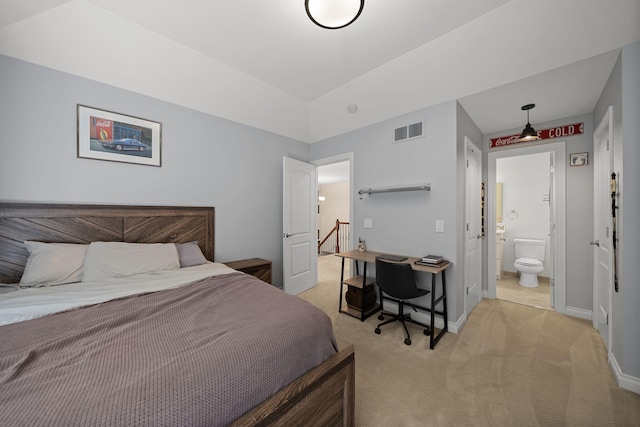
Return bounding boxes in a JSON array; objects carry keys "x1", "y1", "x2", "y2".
[{"x1": 231, "y1": 345, "x2": 355, "y2": 427}]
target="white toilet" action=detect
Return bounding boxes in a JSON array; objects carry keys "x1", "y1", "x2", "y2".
[{"x1": 513, "y1": 238, "x2": 545, "y2": 288}]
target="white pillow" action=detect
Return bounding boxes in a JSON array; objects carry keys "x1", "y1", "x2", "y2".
[
  {"x1": 20, "y1": 241, "x2": 88, "y2": 287},
  {"x1": 82, "y1": 242, "x2": 180, "y2": 282}
]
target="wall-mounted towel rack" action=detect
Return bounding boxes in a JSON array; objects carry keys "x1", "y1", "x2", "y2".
[{"x1": 358, "y1": 184, "x2": 430, "y2": 198}]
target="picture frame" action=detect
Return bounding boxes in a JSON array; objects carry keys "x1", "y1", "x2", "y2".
[
  {"x1": 77, "y1": 105, "x2": 162, "y2": 167},
  {"x1": 569, "y1": 152, "x2": 588, "y2": 167}
]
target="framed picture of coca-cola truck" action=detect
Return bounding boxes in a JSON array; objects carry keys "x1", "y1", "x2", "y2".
[{"x1": 77, "y1": 105, "x2": 162, "y2": 167}]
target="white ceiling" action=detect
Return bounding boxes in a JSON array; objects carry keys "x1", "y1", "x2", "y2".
[
  {"x1": 1, "y1": 0, "x2": 639, "y2": 143},
  {"x1": 318, "y1": 161, "x2": 350, "y2": 185}
]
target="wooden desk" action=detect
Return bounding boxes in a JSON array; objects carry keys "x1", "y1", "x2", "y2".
[{"x1": 335, "y1": 250, "x2": 451, "y2": 349}]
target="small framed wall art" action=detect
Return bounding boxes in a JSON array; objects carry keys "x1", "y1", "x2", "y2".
[
  {"x1": 569, "y1": 152, "x2": 588, "y2": 167},
  {"x1": 77, "y1": 105, "x2": 162, "y2": 167}
]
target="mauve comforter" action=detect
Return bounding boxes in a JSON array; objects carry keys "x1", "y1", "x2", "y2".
[{"x1": 0, "y1": 272, "x2": 337, "y2": 426}]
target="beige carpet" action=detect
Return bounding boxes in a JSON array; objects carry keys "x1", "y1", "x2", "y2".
[{"x1": 299, "y1": 255, "x2": 640, "y2": 426}]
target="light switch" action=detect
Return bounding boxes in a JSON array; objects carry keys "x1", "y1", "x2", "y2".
[
  {"x1": 435, "y1": 220, "x2": 444, "y2": 233},
  {"x1": 364, "y1": 218, "x2": 373, "y2": 229}
]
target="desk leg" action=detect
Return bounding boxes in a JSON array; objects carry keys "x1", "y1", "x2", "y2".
[
  {"x1": 430, "y1": 273, "x2": 436, "y2": 349},
  {"x1": 441, "y1": 271, "x2": 448, "y2": 330},
  {"x1": 339, "y1": 257, "x2": 345, "y2": 314},
  {"x1": 429, "y1": 270, "x2": 448, "y2": 350},
  {"x1": 360, "y1": 262, "x2": 368, "y2": 321}
]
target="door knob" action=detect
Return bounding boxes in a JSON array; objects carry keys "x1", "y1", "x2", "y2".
[{"x1": 590, "y1": 240, "x2": 600, "y2": 247}]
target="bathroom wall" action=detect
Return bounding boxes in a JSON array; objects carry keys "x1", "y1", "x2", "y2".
[{"x1": 497, "y1": 152, "x2": 551, "y2": 277}]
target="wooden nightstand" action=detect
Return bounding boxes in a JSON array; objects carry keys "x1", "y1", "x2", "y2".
[{"x1": 224, "y1": 258, "x2": 272, "y2": 284}]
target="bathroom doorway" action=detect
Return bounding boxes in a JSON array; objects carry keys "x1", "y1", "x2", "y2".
[
  {"x1": 496, "y1": 152, "x2": 552, "y2": 309},
  {"x1": 487, "y1": 142, "x2": 566, "y2": 314}
]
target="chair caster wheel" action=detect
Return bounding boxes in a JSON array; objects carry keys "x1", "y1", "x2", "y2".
[
  {"x1": 424, "y1": 329, "x2": 430, "y2": 336},
  {"x1": 375, "y1": 328, "x2": 381, "y2": 334},
  {"x1": 378, "y1": 314, "x2": 384, "y2": 320},
  {"x1": 404, "y1": 338, "x2": 411, "y2": 346}
]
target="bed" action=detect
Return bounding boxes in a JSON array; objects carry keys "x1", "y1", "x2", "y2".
[{"x1": 0, "y1": 203, "x2": 355, "y2": 426}]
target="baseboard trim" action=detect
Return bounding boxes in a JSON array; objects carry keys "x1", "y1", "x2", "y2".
[
  {"x1": 565, "y1": 306, "x2": 592, "y2": 321},
  {"x1": 610, "y1": 353, "x2": 640, "y2": 394},
  {"x1": 448, "y1": 313, "x2": 465, "y2": 334}
]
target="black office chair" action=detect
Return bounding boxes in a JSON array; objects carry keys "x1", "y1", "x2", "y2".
[{"x1": 374, "y1": 259, "x2": 431, "y2": 345}]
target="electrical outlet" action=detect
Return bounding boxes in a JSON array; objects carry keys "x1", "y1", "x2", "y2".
[
  {"x1": 435, "y1": 220, "x2": 444, "y2": 233},
  {"x1": 364, "y1": 218, "x2": 373, "y2": 229}
]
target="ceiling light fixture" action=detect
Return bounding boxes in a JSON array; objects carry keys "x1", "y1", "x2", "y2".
[
  {"x1": 519, "y1": 104, "x2": 539, "y2": 142},
  {"x1": 305, "y1": 0, "x2": 364, "y2": 30}
]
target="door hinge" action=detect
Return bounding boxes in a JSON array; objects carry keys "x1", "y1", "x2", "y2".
[
  {"x1": 466, "y1": 287, "x2": 469, "y2": 295},
  {"x1": 606, "y1": 226, "x2": 609, "y2": 238}
]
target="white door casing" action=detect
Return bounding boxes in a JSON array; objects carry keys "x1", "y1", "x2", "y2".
[
  {"x1": 283, "y1": 157, "x2": 317, "y2": 295},
  {"x1": 548, "y1": 152, "x2": 556, "y2": 308},
  {"x1": 487, "y1": 142, "x2": 566, "y2": 313},
  {"x1": 593, "y1": 106, "x2": 614, "y2": 353},
  {"x1": 465, "y1": 137, "x2": 482, "y2": 318}
]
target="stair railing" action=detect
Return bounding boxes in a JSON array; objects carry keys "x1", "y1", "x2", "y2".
[{"x1": 318, "y1": 219, "x2": 350, "y2": 255}]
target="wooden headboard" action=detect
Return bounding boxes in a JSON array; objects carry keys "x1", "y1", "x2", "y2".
[{"x1": 0, "y1": 203, "x2": 214, "y2": 284}]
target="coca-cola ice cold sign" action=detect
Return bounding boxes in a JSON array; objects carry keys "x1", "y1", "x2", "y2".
[{"x1": 490, "y1": 122, "x2": 584, "y2": 148}]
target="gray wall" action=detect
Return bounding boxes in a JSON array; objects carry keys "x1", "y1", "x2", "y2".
[
  {"x1": 483, "y1": 113, "x2": 594, "y2": 312},
  {"x1": 310, "y1": 101, "x2": 464, "y2": 323},
  {"x1": 0, "y1": 55, "x2": 310, "y2": 285},
  {"x1": 595, "y1": 41, "x2": 640, "y2": 380},
  {"x1": 619, "y1": 40, "x2": 640, "y2": 380}
]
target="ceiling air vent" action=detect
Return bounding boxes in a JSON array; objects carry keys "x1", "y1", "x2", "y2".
[{"x1": 394, "y1": 121, "x2": 424, "y2": 143}]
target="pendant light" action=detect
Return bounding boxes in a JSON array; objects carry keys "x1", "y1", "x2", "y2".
[
  {"x1": 519, "y1": 104, "x2": 539, "y2": 142},
  {"x1": 305, "y1": 0, "x2": 365, "y2": 30}
]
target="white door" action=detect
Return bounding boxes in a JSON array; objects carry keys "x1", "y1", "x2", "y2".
[
  {"x1": 465, "y1": 138, "x2": 482, "y2": 318},
  {"x1": 593, "y1": 107, "x2": 613, "y2": 351},
  {"x1": 283, "y1": 157, "x2": 317, "y2": 295}
]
